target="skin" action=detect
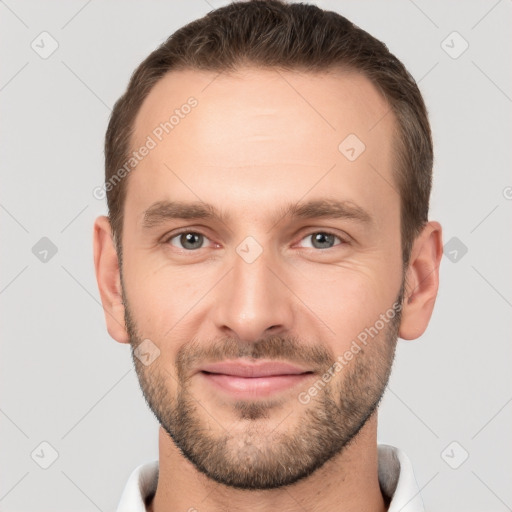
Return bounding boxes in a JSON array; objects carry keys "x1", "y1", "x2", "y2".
[{"x1": 94, "y1": 67, "x2": 443, "y2": 511}]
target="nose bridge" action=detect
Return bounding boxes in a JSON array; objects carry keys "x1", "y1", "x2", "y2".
[{"x1": 213, "y1": 242, "x2": 293, "y2": 341}]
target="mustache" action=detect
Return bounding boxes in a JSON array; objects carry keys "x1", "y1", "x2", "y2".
[{"x1": 175, "y1": 335, "x2": 335, "y2": 380}]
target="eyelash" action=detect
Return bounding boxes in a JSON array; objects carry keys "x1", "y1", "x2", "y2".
[{"x1": 162, "y1": 229, "x2": 349, "y2": 251}]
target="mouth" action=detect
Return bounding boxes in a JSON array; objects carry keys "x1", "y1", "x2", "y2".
[{"x1": 197, "y1": 360, "x2": 315, "y2": 398}]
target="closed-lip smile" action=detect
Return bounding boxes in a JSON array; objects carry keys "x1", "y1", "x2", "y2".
[{"x1": 198, "y1": 359, "x2": 315, "y2": 398}]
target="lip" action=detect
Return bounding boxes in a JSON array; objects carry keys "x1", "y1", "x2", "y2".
[
  {"x1": 198, "y1": 360, "x2": 314, "y2": 399},
  {"x1": 199, "y1": 360, "x2": 310, "y2": 377}
]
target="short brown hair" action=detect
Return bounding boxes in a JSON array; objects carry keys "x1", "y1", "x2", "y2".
[{"x1": 104, "y1": 0, "x2": 432, "y2": 267}]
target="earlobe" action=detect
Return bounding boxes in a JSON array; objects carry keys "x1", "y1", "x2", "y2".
[
  {"x1": 93, "y1": 216, "x2": 130, "y2": 344},
  {"x1": 399, "y1": 221, "x2": 443, "y2": 340}
]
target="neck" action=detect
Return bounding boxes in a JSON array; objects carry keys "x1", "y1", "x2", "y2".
[{"x1": 149, "y1": 412, "x2": 388, "y2": 512}]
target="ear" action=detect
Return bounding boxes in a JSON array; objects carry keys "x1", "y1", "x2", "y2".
[
  {"x1": 93, "y1": 216, "x2": 129, "y2": 344},
  {"x1": 399, "y1": 221, "x2": 443, "y2": 340}
]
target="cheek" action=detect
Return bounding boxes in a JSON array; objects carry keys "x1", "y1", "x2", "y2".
[
  {"x1": 285, "y1": 261, "x2": 401, "y2": 350},
  {"x1": 122, "y1": 253, "x2": 215, "y2": 341}
]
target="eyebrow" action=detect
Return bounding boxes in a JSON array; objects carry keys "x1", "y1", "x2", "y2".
[{"x1": 141, "y1": 198, "x2": 373, "y2": 229}]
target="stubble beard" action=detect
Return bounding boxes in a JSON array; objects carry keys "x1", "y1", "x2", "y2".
[{"x1": 124, "y1": 289, "x2": 402, "y2": 490}]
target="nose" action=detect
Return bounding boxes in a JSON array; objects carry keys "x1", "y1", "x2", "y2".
[{"x1": 211, "y1": 245, "x2": 295, "y2": 343}]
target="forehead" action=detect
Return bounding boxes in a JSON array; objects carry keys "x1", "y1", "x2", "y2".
[
  {"x1": 127, "y1": 66, "x2": 397, "y2": 220},
  {"x1": 133, "y1": 66, "x2": 394, "y2": 154}
]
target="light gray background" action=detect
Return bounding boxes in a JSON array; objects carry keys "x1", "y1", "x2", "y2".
[{"x1": 1, "y1": 1, "x2": 511, "y2": 511}]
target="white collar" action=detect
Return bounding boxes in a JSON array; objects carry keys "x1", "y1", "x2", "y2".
[{"x1": 116, "y1": 444, "x2": 425, "y2": 512}]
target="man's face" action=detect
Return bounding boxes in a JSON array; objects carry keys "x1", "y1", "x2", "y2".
[{"x1": 120, "y1": 67, "x2": 404, "y2": 488}]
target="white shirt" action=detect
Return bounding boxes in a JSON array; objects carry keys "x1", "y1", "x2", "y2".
[{"x1": 116, "y1": 444, "x2": 425, "y2": 512}]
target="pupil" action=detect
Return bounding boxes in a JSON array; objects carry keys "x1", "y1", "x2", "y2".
[
  {"x1": 313, "y1": 233, "x2": 334, "y2": 249},
  {"x1": 182, "y1": 233, "x2": 202, "y2": 249}
]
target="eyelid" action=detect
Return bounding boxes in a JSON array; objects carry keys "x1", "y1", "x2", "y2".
[
  {"x1": 162, "y1": 228, "x2": 216, "y2": 248},
  {"x1": 160, "y1": 227, "x2": 351, "y2": 250},
  {"x1": 295, "y1": 229, "x2": 351, "y2": 248}
]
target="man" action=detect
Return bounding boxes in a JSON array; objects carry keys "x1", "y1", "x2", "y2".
[{"x1": 93, "y1": 1, "x2": 443, "y2": 510}]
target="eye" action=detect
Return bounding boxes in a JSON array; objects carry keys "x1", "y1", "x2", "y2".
[
  {"x1": 298, "y1": 232, "x2": 344, "y2": 250},
  {"x1": 167, "y1": 232, "x2": 211, "y2": 250}
]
